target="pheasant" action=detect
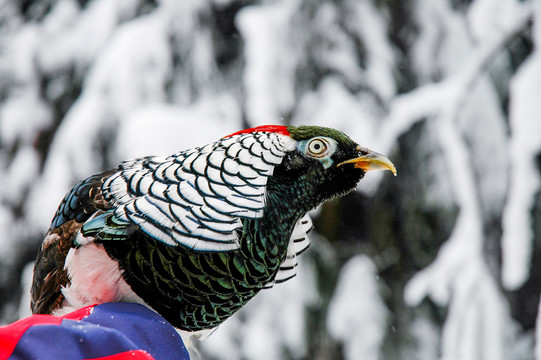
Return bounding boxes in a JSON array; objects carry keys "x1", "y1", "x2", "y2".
[{"x1": 31, "y1": 125, "x2": 396, "y2": 333}]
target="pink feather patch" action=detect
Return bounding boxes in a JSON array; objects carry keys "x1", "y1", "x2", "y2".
[{"x1": 224, "y1": 125, "x2": 290, "y2": 138}]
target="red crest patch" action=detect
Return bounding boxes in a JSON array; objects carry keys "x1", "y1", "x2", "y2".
[{"x1": 224, "y1": 125, "x2": 290, "y2": 138}]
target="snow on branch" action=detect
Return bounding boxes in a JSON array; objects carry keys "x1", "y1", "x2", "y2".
[
  {"x1": 399, "y1": 0, "x2": 531, "y2": 313},
  {"x1": 377, "y1": 1, "x2": 534, "y2": 359},
  {"x1": 378, "y1": 1, "x2": 532, "y2": 157},
  {"x1": 502, "y1": 0, "x2": 541, "y2": 291}
]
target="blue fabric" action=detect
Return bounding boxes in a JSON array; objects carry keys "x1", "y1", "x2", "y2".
[{"x1": 7, "y1": 303, "x2": 190, "y2": 360}]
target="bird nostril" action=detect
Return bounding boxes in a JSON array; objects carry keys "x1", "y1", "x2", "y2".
[
  {"x1": 355, "y1": 145, "x2": 369, "y2": 156},
  {"x1": 356, "y1": 146, "x2": 369, "y2": 156}
]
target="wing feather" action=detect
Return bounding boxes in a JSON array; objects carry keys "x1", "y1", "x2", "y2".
[
  {"x1": 31, "y1": 171, "x2": 115, "y2": 314},
  {"x1": 264, "y1": 214, "x2": 313, "y2": 288}
]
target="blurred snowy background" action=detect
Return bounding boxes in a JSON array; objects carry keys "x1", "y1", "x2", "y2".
[{"x1": 0, "y1": 0, "x2": 540, "y2": 359}]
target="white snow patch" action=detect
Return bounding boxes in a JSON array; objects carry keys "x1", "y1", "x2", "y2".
[
  {"x1": 2, "y1": 147, "x2": 41, "y2": 206},
  {"x1": 0, "y1": 206, "x2": 16, "y2": 258},
  {"x1": 17, "y1": 262, "x2": 35, "y2": 319},
  {"x1": 309, "y1": 3, "x2": 364, "y2": 83},
  {"x1": 467, "y1": 0, "x2": 524, "y2": 42},
  {"x1": 1, "y1": 24, "x2": 39, "y2": 85},
  {"x1": 83, "y1": 10, "x2": 172, "y2": 117},
  {"x1": 293, "y1": 78, "x2": 380, "y2": 148},
  {"x1": 327, "y1": 255, "x2": 388, "y2": 360},
  {"x1": 441, "y1": 262, "x2": 512, "y2": 360},
  {"x1": 502, "y1": 0, "x2": 541, "y2": 290},
  {"x1": 407, "y1": 313, "x2": 440, "y2": 360},
  {"x1": 237, "y1": 1, "x2": 299, "y2": 125},
  {"x1": 114, "y1": 96, "x2": 242, "y2": 161},
  {"x1": 37, "y1": 0, "x2": 140, "y2": 72},
  {"x1": 457, "y1": 77, "x2": 509, "y2": 216},
  {"x1": 410, "y1": 0, "x2": 470, "y2": 79},
  {"x1": 0, "y1": 90, "x2": 52, "y2": 148},
  {"x1": 343, "y1": 0, "x2": 396, "y2": 101}
]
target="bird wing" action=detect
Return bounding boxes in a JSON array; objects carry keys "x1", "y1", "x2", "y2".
[
  {"x1": 84, "y1": 132, "x2": 297, "y2": 252},
  {"x1": 31, "y1": 171, "x2": 114, "y2": 314}
]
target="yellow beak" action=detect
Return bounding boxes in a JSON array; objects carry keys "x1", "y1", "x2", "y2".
[{"x1": 338, "y1": 148, "x2": 397, "y2": 176}]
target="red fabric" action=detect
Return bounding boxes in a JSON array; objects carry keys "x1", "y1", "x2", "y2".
[
  {"x1": 0, "y1": 304, "x2": 96, "y2": 359},
  {"x1": 224, "y1": 125, "x2": 290, "y2": 138},
  {"x1": 86, "y1": 350, "x2": 155, "y2": 360},
  {"x1": 61, "y1": 304, "x2": 95, "y2": 320},
  {"x1": 0, "y1": 315, "x2": 62, "y2": 360}
]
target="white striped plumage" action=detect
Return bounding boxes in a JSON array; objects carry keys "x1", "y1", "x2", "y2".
[
  {"x1": 102, "y1": 131, "x2": 298, "y2": 253},
  {"x1": 266, "y1": 214, "x2": 313, "y2": 287}
]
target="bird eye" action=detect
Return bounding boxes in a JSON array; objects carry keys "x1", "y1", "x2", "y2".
[{"x1": 306, "y1": 138, "x2": 329, "y2": 157}]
